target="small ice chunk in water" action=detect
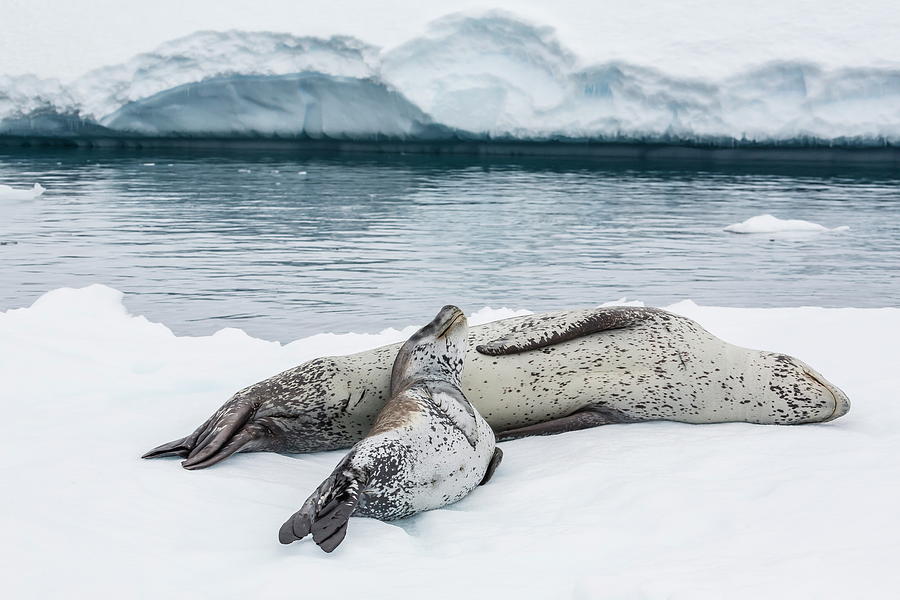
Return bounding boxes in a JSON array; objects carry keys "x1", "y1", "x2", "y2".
[
  {"x1": 298, "y1": 171, "x2": 307, "y2": 175},
  {"x1": 0, "y1": 183, "x2": 45, "y2": 200},
  {"x1": 142, "y1": 162, "x2": 156, "y2": 166},
  {"x1": 238, "y1": 168, "x2": 252, "y2": 173},
  {"x1": 724, "y1": 214, "x2": 849, "y2": 234}
]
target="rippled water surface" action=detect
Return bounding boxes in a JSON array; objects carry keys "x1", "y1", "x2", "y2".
[{"x1": 1, "y1": 150, "x2": 898, "y2": 340}]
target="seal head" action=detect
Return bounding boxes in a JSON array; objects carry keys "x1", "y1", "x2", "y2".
[
  {"x1": 390, "y1": 304, "x2": 466, "y2": 393},
  {"x1": 754, "y1": 353, "x2": 851, "y2": 423}
]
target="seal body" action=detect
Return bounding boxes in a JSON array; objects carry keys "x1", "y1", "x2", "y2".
[
  {"x1": 277, "y1": 306, "x2": 501, "y2": 552},
  {"x1": 145, "y1": 306, "x2": 851, "y2": 468}
]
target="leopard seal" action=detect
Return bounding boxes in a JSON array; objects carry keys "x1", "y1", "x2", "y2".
[
  {"x1": 144, "y1": 306, "x2": 850, "y2": 469},
  {"x1": 278, "y1": 305, "x2": 501, "y2": 552}
]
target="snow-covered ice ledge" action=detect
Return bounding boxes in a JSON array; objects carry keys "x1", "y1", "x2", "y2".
[
  {"x1": 2, "y1": 284, "x2": 898, "y2": 598},
  {"x1": 2, "y1": 12, "x2": 900, "y2": 157}
]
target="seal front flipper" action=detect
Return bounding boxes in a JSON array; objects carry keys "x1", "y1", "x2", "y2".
[
  {"x1": 475, "y1": 306, "x2": 664, "y2": 356},
  {"x1": 495, "y1": 406, "x2": 631, "y2": 441},
  {"x1": 430, "y1": 386, "x2": 479, "y2": 446},
  {"x1": 279, "y1": 454, "x2": 367, "y2": 553},
  {"x1": 479, "y1": 448, "x2": 503, "y2": 486}
]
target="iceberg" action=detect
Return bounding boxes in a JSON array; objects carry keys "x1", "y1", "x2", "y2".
[{"x1": 2, "y1": 13, "x2": 900, "y2": 147}]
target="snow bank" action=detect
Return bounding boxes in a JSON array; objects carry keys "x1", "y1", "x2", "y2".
[
  {"x1": 0, "y1": 182, "x2": 44, "y2": 200},
  {"x1": 725, "y1": 214, "x2": 850, "y2": 234},
  {"x1": 73, "y1": 31, "x2": 380, "y2": 121},
  {"x1": 3, "y1": 13, "x2": 900, "y2": 143},
  {"x1": 2, "y1": 285, "x2": 898, "y2": 599},
  {"x1": 381, "y1": 13, "x2": 575, "y2": 134}
]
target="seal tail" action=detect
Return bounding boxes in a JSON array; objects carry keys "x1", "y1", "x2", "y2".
[{"x1": 278, "y1": 457, "x2": 366, "y2": 553}]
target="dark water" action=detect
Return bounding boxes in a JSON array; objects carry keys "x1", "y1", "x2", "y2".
[{"x1": 1, "y1": 149, "x2": 898, "y2": 341}]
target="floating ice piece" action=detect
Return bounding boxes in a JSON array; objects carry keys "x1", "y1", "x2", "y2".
[
  {"x1": 724, "y1": 214, "x2": 850, "y2": 234},
  {"x1": 0, "y1": 183, "x2": 45, "y2": 200}
]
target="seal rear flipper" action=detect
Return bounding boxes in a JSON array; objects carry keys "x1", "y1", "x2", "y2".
[
  {"x1": 475, "y1": 307, "x2": 664, "y2": 356},
  {"x1": 142, "y1": 409, "x2": 222, "y2": 459},
  {"x1": 141, "y1": 436, "x2": 193, "y2": 459},
  {"x1": 479, "y1": 447, "x2": 503, "y2": 486},
  {"x1": 279, "y1": 456, "x2": 367, "y2": 553},
  {"x1": 143, "y1": 394, "x2": 268, "y2": 468}
]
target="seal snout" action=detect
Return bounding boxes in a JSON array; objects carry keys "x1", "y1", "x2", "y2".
[
  {"x1": 823, "y1": 383, "x2": 851, "y2": 422},
  {"x1": 432, "y1": 305, "x2": 466, "y2": 338},
  {"x1": 802, "y1": 367, "x2": 851, "y2": 422}
]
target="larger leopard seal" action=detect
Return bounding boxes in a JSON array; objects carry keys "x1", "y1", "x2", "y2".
[
  {"x1": 278, "y1": 305, "x2": 501, "y2": 552},
  {"x1": 144, "y1": 306, "x2": 850, "y2": 469}
]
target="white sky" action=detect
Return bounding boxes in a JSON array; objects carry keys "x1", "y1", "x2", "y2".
[{"x1": 2, "y1": 0, "x2": 899, "y2": 81}]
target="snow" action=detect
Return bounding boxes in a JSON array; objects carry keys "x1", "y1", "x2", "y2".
[
  {"x1": 2, "y1": 1, "x2": 900, "y2": 83},
  {"x1": 2, "y1": 11, "x2": 900, "y2": 142},
  {"x1": 2, "y1": 284, "x2": 898, "y2": 598},
  {"x1": 725, "y1": 214, "x2": 850, "y2": 234},
  {"x1": 70, "y1": 31, "x2": 379, "y2": 121},
  {"x1": 381, "y1": 13, "x2": 575, "y2": 134},
  {"x1": 0, "y1": 182, "x2": 45, "y2": 200}
]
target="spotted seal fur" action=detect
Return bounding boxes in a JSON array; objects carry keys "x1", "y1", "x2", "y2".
[
  {"x1": 144, "y1": 306, "x2": 850, "y2": 468},
  {"x1": 277, "y1": 305, "x2": 501, "y2": 552}
]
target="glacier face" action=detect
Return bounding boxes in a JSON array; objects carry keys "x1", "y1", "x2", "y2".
[
  {"x1": 2, "y1": 12, "x2": 899, "y2": 144},
  {"x1": 101, "y1": 73, "x2": 443, "y2": 138}
]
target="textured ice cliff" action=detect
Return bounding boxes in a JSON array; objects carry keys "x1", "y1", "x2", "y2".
[
  {"x1": 101, "y1": 73, "x2": 444, "y2": 138},
  {"x1": 2, "y1": 12, "x2": 900, "y2": 145}
]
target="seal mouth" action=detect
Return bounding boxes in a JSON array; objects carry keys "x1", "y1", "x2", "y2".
[
  {"x1": 436, "y1": 309, "x2": 466, "y2": 338},
  {"x1": 802, "y1": 368, "x2": 850, "y2": 421}
]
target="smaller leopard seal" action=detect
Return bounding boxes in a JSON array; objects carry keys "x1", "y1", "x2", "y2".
[{"x1": 278, "y1": 305, "x2": 502, "y2": 552}]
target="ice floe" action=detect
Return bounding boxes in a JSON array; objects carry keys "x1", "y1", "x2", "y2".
[
  {"x1": 2, "y1": 284, "x2": 897, "y2": 598},
  {"x1": 724, "y1": 214, "x2": 850, "y2": 234},
  {"x1": 0, "y1": 182, "x2": 45, "y2": 200}
]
